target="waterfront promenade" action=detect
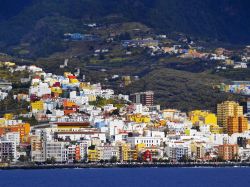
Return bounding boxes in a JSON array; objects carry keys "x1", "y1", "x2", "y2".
[{"x1": 2, "y1": 162, "x2": 250, "y2": 170}]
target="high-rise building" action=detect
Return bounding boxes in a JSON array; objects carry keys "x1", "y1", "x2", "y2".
[
  {"x1": 226, "y1": 116, "x2": 248, "y2": 135},
  {"x1": 238, "y1": 116, "x2": 248, "y2": 133},
  {"x1": 217, "y1": 101, "x2": 243, "y2": 133},
  {"x1": 130, "y1": 91, "x2": 154, "y2": 106},
  {"x1": 227, "y1": 116, "x2": 239, "y2": 135}
]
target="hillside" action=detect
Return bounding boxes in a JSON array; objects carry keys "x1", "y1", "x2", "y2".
[
  {"x1": 124, "y1": 68, "x2": 243, "y2": 112},
  {"x1": 0, "y1": 0, "x2": 250, "y2": 52},
  {"x1": 0, "y1": 0, "x2": 248, "y2": 112}
]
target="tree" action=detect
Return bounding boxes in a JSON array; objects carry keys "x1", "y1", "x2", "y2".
[
  {"x1": 110, "y1": 156, "x2": 117, "y2": 163},
  {"x1": 18, "y1": 155, "x2": 29, "y2": 162},
  {"x1": 191, "y1": 126, "x2": 200, "y2": 132},
  {"x1": 100, "y1": 159, "x2": 104, "y2": 164},
  {"x1": 118, "y1": 32, "x2": 131, "y2": 41},
  {"x1": 216, "y1": 156, "x2": 225, "y2": 162},
  {"x1": 137, "y1": 155, "x2": 143, "y2": 163},
  {"x1": 111, "y1": 109, "x2": 120, "y2": 116},
  {"x1": 88, "y1": 145, "x2": 95, "y2": 150},
  {"x1": 99, "y1": 54, "x2": 105, "y2": 60},
  {"x1": 231, "y1": 55, "x2": 241, "y2": 62},
  {"x1": 46, "y1": 157, "x2": 56, "y2": 164},
  {"x1": 128, "y1": 132, "x2": 133, "y2": 137},
  {"x1": 179, "y1": 155, "x2": 189, "y2": 163},
  {"x1": 46, "y1": 109, "x2": 52, "y2": 114}
]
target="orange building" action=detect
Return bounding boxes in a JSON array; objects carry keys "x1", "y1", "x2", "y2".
[
  {"x1": 218, "y1": 144, "x2": 238, "y2": 161},
  {"x1": 227, "y1": 117, "x2": 239, "y2": 135},
  {"x1": 75, "y1": 145, "x2": 81, "y2": 161},
  {"x1": 238, "y1": 116, "x2": 248, "y2": 133},
  {"x1": 227, "y1": 116, "x2": 248, "y2": 135},
  {"x1": 63, "y1": 100, "x2": 79, "y2": 115},
  {"x1": 0, "y1": 123, "x2": 30, "y2": 143},
  {"x1": 63, "y1": 100, "x2": 77, "y2": 108}
]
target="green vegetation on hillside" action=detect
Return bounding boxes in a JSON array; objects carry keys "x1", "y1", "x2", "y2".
[
  {"x1": 124, "y1": 68, "x2": 243, "y2": 112},
  {"x1": 1, "y1": 0, "x2": 250, "y2": 57}
]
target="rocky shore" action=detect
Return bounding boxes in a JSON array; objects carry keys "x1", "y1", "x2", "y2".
[{"x1": 2, "y1": 162, "x2": 250, "y2": 170}]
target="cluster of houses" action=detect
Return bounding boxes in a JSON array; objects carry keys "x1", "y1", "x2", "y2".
[
  {"x1": 119, "y1": 34, "x2": 249, "y2": 72},
  {"x1": 0, "y1": 63, "x2": 250, "y2": 164},
  {"x1": 218, "y1": 81, "x2": 250, "y2": 96}
]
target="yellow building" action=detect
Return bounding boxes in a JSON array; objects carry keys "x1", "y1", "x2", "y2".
[
  {"x1": 225, "y1": 59, "x2": 234, "y2": 66},
  {"x1": 119, "y1": 144, "x2": 138, "y2": 161},
  {"x1": 80, "y1": 83, "x2": 92, "y2": 90},
  {"x1": 122, "y1": 76, "x2": 132, "y2": 86},
  {"x1": 31, "y1": 101, "x2": 44, "y2": 111},
  {"x1": 88, "y1": 150, "x2": 99, "y2": 162},
  {"x1": 190, "y1": 142, "x2": 205, "y2": 160},
  {"x1": 69, "y1": 78, "x2": 79, "y2": 84},
  {"x1": 4, "y1": 62, "x2": 16, "y2": 67},
  {"x1": 128, "y1": 149, "x2": 138, "y2": 161},
  {"x1": 4, "y1": 113, "x2": 13, "y2": 120},
  {"x1": 127, "y1": 114, "x2": 151, "y2": 123},
  {"x1": 217, "y1": 101, "x2": 243, "y2": 133},
  {"x1": 0, "y1": 118, "x2": 5, "y2": 125},
  {"x1": 64, "y1": 72, "x2": 72, "y2": 78},
  {"x1": 120, "y1": 144, "x2": 129, "y2": 161},
  {"x1": 135, "y1": 143, "x2": 145, "y2": 153},
  {"x1": 210, "y1": 126, "x2": 223, "y2": 134},
  {"x1": 51, "y1": 87, "x2": 62, "y2": 94},
  {"x1": 153, "y1": 119, "x2": 166, "y2": 128},
  {"x1": 189, "y1": 110, "x2": 217, "y2": 126}
]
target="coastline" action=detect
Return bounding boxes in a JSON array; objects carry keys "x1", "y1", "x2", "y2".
[{"x1": 2, "y1": 162, "x2": 250, "y2": 170}]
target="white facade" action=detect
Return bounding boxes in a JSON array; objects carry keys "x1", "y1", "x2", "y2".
[
  {"x1": 165, "y1": 142, "x2": 191, "y2": 161},
  {"x1": 56, "y1": 132, "x2": 106, "y2": 142},
  {"x1": 127, "y1": 137, "x2": 161, "y2": 148},
  {"x1": 45, "y1": 141, "x2": 67, "y2": 162},
  {"x1": 29, "y1": 83, "x2": 51, "y2": 97},
  {"x1": 5, "y1": 132, "x2": 20, "y2": 146},
  {"x1": 97, "y1": 146, "x2": 120, "y2": 161}
]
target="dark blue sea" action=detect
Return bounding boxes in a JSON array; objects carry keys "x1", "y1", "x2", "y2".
[{"x1": 0, "y1": 167, "x2": 250, "y2": 187}]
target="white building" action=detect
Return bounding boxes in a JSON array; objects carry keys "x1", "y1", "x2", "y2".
[
  {"x1": 127, "y1": 137, "x2": 161, "y2": 148},
  {"x1": 165, "y1": 142, "x2": 191, "y2": 161},
  {"x1": 55, "y1": 131, "x2": 106, "y2": 143},
  {"x1": 44, "y1": 141, "x2": 67, "y2": 163},
  {"x1": 5, "y1": 132, "x2": 20, "y2": 146},
  {"x1": 97, "y1": 145, "x2": 120, "y2": 161},
  {"x1": 29, "y1": 83, "x2": 51, "y2": 97}
]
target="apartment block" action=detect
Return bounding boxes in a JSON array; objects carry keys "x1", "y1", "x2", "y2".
[
  {"x1": 130, "y1": 91, "x2": 154, "y2": 106},
  {"x1": 218, "y1": 144, "x2": 238, "y2": 161},
  {"x1": 217, "y1": 101, "x2": 243, "y2": 133}
]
